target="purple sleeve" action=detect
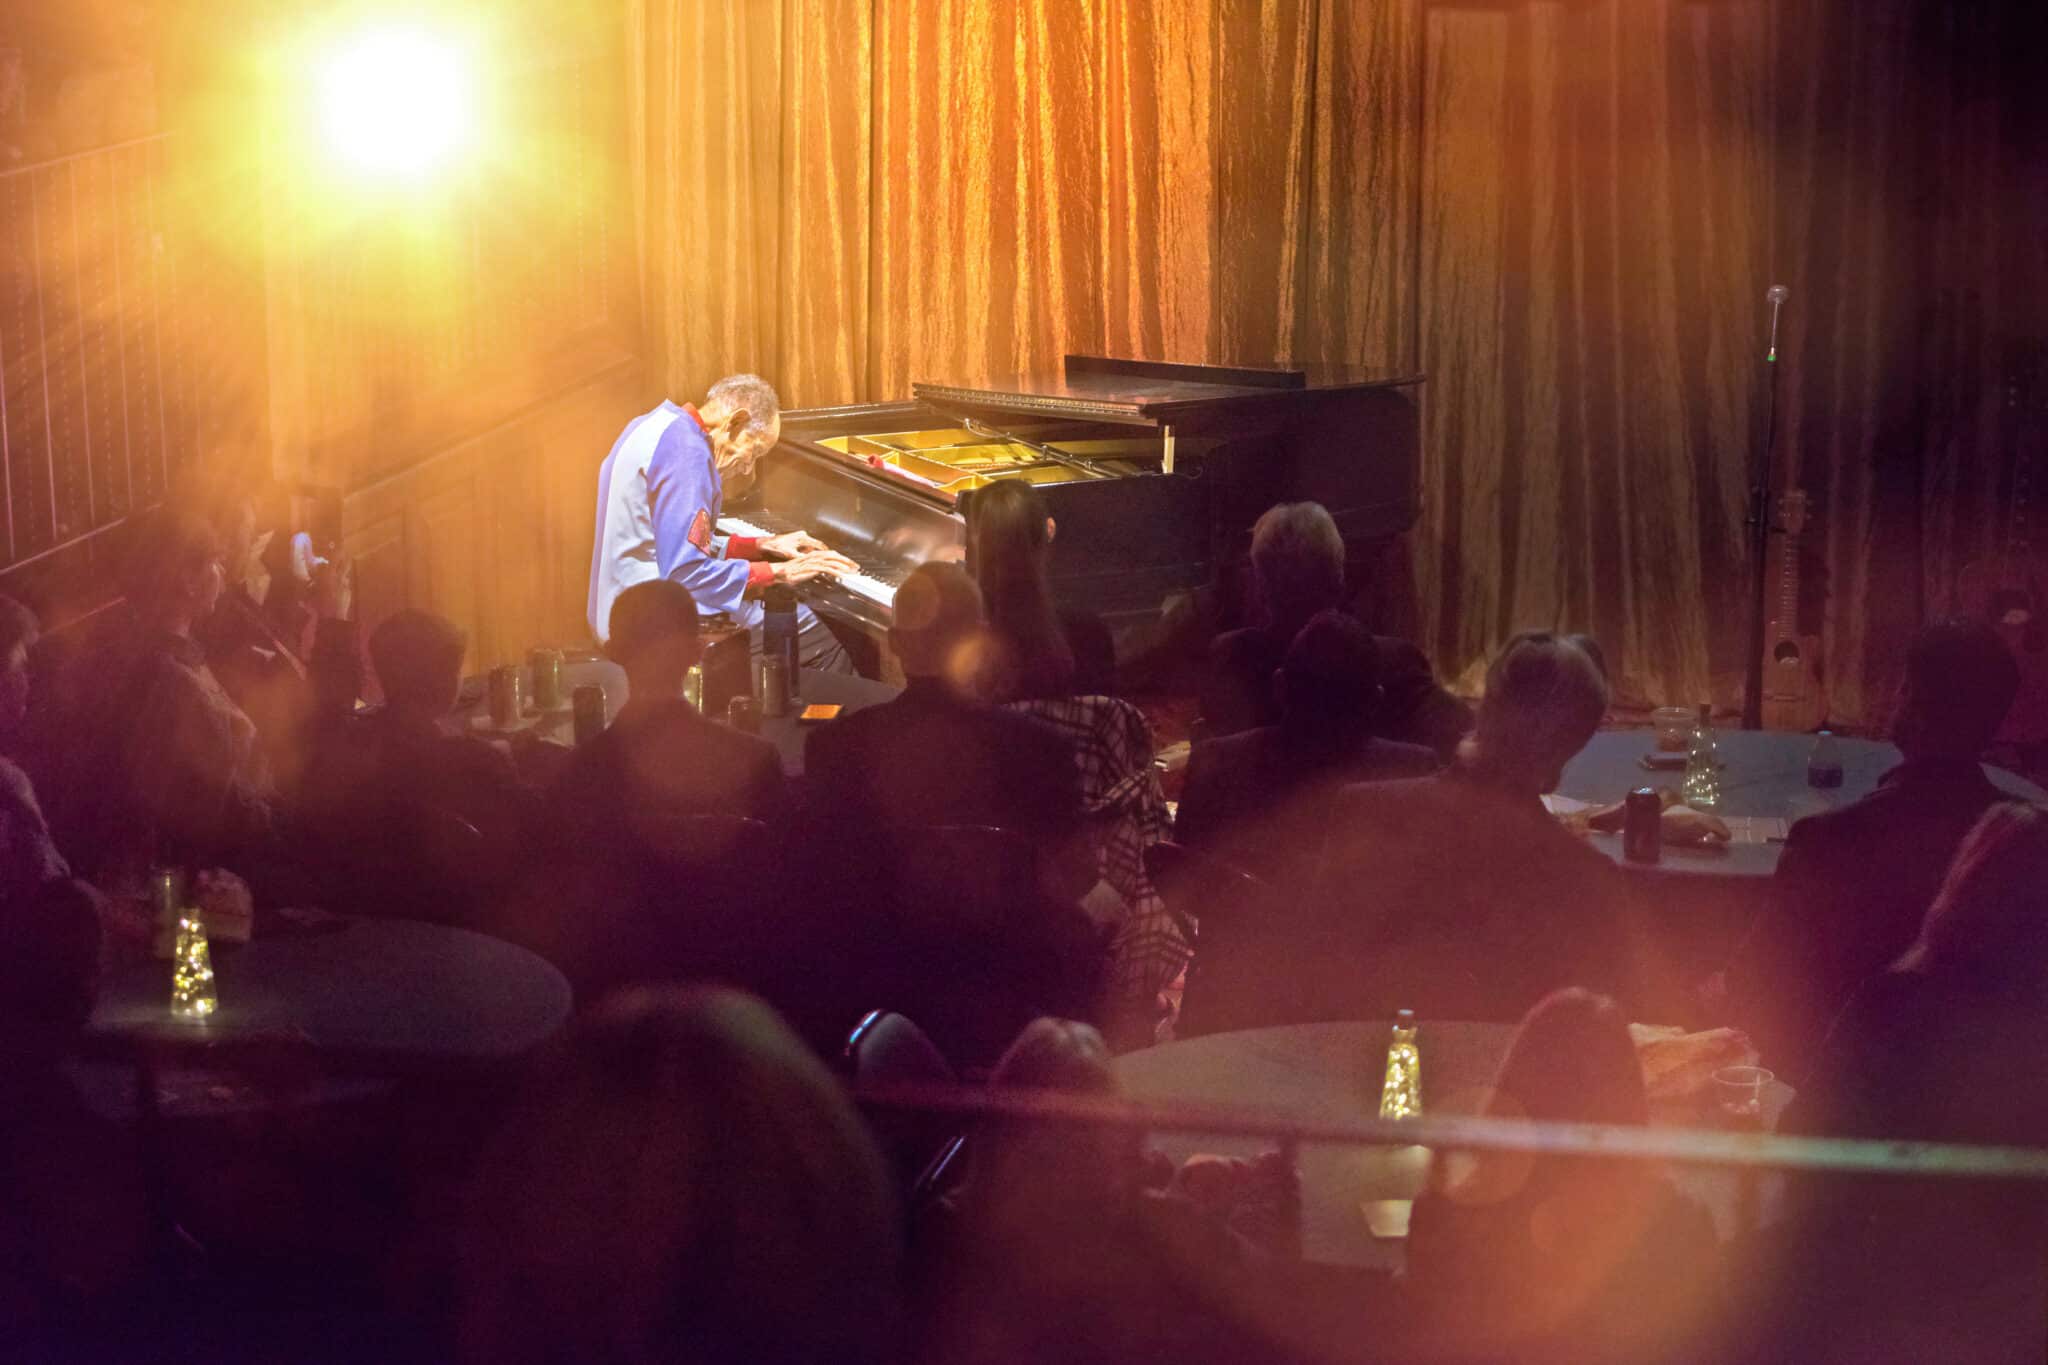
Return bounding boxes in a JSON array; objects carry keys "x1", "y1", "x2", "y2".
[{"x1": 647, "y1": 421, "x2": 755, "y2": 615}]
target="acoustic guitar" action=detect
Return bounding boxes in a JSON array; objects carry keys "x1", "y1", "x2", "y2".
[
  {"x1": 1956, "y1": 344, "x2": 2048, "y2": 744},
  {"x1": 1759, "y1": 489, "x2": 1825, "y2": 732}
]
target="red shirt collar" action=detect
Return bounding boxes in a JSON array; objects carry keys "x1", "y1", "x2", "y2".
[{"x1": 679, "y1": 401, "x2": 707, "y2": 438}]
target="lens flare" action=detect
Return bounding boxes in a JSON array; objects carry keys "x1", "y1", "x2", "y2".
[{"x1": 317, "y1": 27, "x2": 474, "y2": 181}]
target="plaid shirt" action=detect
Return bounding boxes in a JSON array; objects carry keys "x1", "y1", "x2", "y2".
[{"x1": 1005, "y1": 696, "x2": 1188, "y2": 1007}]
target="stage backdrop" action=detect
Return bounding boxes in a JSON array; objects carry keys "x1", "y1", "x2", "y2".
[{"x1": 634, "y1": 0, "x2": 2040, "y2": 727}]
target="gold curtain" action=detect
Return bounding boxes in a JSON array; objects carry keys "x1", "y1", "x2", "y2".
[{"x1": 631, "y1": 0, "x2": 2030, "y2": 724}]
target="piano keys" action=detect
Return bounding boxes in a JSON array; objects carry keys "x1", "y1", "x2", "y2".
[{"x1": 726, "y1": 355, "x2": 1422, "y2": 650}]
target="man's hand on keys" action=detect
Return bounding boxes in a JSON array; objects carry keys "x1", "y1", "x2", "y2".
[
  {"x1": 761, "y1": 529, "x2": 832, "y2": 559},
  {"x1": 771, "y1": 549, "x2": 862, "y2": 585}
]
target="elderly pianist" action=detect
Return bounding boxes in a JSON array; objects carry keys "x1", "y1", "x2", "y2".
[{"x1": 588, "y1": 373, "x2": 858, "y2": 672}]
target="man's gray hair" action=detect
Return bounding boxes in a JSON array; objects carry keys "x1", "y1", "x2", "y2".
[
  {"x1": 704, "y1": 373, "x2": 781, "y2": 431},
  {"x1": 1250, "y1": 501, "x2": 1346, "y2": 626}
]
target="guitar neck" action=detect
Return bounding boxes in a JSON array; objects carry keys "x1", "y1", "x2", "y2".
[{"x1": 1767, "y1": 519, "x2": 1801, "y2": 629}]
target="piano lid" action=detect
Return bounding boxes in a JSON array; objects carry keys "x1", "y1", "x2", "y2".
[{"x1": 912, "y1": 354, "x2": 1424, "y2": 428}]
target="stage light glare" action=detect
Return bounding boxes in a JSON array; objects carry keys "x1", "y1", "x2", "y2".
[{"x1": 317, "y1": 27, "x2": 473, "y2": 181}]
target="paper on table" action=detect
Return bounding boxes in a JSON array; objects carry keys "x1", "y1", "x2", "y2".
[{"x1": 1542, "y1": 793, "x2": 1595, "y2": 816}]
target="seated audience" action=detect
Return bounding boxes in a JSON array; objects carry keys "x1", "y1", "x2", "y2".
[
  {"x1": 1202, "y1": 501, "x2": 1469, "y2": 759},
  {"x1": 806, "y1": 563, "x2": 1082, "y2": 882},
  {"x1": 0, "y1": 880, "x2": 147, "y2": 1324},
  {"x1": 1175, "y1": 609, "x2": 1439, "y2": 887},
  {"x1": 1724, "y1": 620, "x2": 2021, "y2": 1080},
  {"x1": 527, "y1": 581, "x2": 786, "y2": 996},
  {"x1": 548, "y1": 580, "x2": 784, "y2": 836},
  {"x1": 193, "y1": 476, "x2": 363, "y2": 791},
  {"x1": 1407, "y1": 989, "x2": 1723, "y2": 1364},
  {"x1": 0, "y1": 596, "x2": 68, "y2": 903},
  {"x1": 458, "y1": 987, "x2": 902, "y2": 1365},
  {"x1": 1302, "y1": 632, "x2": 1651, "y2": 1022},
  {"x1": 1001, "y1": 690, "x2": 1181, "y2": 1041},
  {"x1": 1767, "y1": 803, "x2": 2048, "y2": 1362},
  {"x1": 43, "y1": 506, "x2": 275, "y2": 880},
  {"x1": 306, "y1": 608, "x2": 533, "y2": 856},
  {"x1": 965, "y1": 479, "x2": 1115, "y2": 700},
  {"x1": 915, "y1": 1017, "x2": 1272, "y2": 1365}
]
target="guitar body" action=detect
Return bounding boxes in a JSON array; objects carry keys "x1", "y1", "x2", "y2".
[
  {"x1": 1757, "y1": 490, "x2": 1826, "y2": 732},
  {"x1": 1956, "y1": 552, "x2": 2048, "y2": 744}
]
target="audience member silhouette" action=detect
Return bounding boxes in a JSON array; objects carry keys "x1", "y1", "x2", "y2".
[
  {"x1": 45, "y1": 507, "x2": 275, "y2": 881},
  {"x1": 457, "y1": 986, "x2": 902, "y2": 1365},
  {"x1": 0, "y1": 879, "x2": 148, "y2": 1324},
  {"x1": 965, "y1": 479, "x2": 1115, "y2": 700},
  {"x1": 306, "y1": 608, "x2": 532, "y2": 857},
  {"x1": 549, "y1": 579, "x2": 784, "y2": 835},
  {"x1": 1303, "y1": 632, "x2": 1651, "y2": 1023},
  {"x1": 0, "y1": 596, "x2": 68, "y2": 903},
  {"x1": 1407, "y1": 989, "x2": 1723, "y2": 1364},
  {"x1": 1175, "y1": 609, "x2": 1439, "y2": 888},
  {"x1": 1203, "y1": 501, "x2": 1468, "y2": 758},
  {"x1": 1726, "y1": 620, "x2": 2022, "y2": 1080},
  {"x1": 529, "y1": 581, "x2": 786, "y2": 996},
  {"x1": 1769, "y1": 803, "x2": 2048, "y2": 1362},
  {"x1": 193, "y1": 478, "x2": 363, "y2": 792},
  {"x1": 916, "y1": 1017, "x2": 1268, "y2": 1365},
  {"x1": 805, "y1": 562, "x2": 1084, "y2": 887}
]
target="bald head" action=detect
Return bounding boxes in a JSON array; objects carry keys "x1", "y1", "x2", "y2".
[{"x1": 889, "y1": 562, "x2": 987, "y2": 686}]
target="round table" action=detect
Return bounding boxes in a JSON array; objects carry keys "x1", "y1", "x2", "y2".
[
  {"x1": 1556, "y1": 729, "x2": 2045, "y2": 878},
  {"x1": 1114, "y1": 1021, "x2": 1788, "y2": 1271},
  {"x1": 87, "y1": 917, "x2": 573, "y2": 1075}
]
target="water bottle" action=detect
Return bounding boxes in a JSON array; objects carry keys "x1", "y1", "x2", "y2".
[
  {"x1": 762, "y1": 583, "x2": 801, "y2": 700},
  {"x1": 1808, "y1": 729, "x2": 1844, "y2": 788},
  {"x1": 1682, "y1": 703, "x2": 1721, "y2": 808}
]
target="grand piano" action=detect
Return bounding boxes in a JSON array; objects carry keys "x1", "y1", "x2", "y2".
[{"x1": 720, "y1": 355, "x2": 1423, "y2": 655}]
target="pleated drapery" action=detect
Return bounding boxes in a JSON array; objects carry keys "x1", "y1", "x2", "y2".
[{"x1": 631, "y1": 0, "x2": 2043, "y2": 726}]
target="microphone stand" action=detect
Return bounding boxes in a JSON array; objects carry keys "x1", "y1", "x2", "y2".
[{"x1": 1741, "y1": 286, "x2": 1789, "y2": 731}]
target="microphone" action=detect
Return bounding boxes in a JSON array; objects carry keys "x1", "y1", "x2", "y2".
[{"x1": 1765, "y1": 284, "x2": 1790, "y2": 363}]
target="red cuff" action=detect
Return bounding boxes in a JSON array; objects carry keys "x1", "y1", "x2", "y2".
[
  {"x1": 745, "y1": 562, "x2": 776, "y2": 591},
  {"x1": 725, "y1": 535, "x2": 763, "y2": 561}
]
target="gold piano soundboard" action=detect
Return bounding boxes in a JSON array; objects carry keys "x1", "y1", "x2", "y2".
[{"x1": 817, "y1": 425, "x2": 1213, "y2": 494}]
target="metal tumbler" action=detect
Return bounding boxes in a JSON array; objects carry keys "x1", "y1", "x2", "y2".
[
  {"x1": 488, "y1": 665, "x2": 523, "y2": 730},
  {"x1": 756, "y1": 654, "x2": 790, "y2": 718},
  {"x1": 529, "y1": 647, "x2": 566, "y2": 711}
]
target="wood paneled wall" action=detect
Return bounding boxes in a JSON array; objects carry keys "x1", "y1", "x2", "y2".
[{"x1": 337, "y1": 359, "x2": 647, "y2": 671}]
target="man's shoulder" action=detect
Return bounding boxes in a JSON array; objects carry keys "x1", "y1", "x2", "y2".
[
  {"x1": 1210, "y1": 626, "x2": 1277, "y2": 670},
  {"x1": 1782, "y1": 772, "x2": 1999, "y2": 858},
  {"x1": 1358, "y1": 736, "x2": 1443, "y2": 777},
  {"x1": 1329, "y1": 770, "x2": 1447, "y2": 812},
  {"x1": 0, "y1": 755, "x2": 38, "y2": 810}
]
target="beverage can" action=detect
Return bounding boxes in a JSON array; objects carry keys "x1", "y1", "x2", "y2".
[
  {"x1": 683, "y1": 663, "x2": 704, "y2": 712},
  {"x1": 488, "y1": 665, "x2": 523, "y2": 730},
  {"x1": 529, "y1": 648, "x2": 566, "y2": 711},
  {"x1": 1624, "y1": 786, "x2": 1663, "y2": 863},
  {"x1": 571, "y1": 684, "x2": 607, "y2": 745}
]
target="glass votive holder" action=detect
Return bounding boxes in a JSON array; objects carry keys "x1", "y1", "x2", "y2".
[
  {"x1": 1712, "y1": 1065, "x2": 1773, "y2": 1126},
  {"x1": 1652, "y1": 706, "x2": 1696, "y2": 753}
]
